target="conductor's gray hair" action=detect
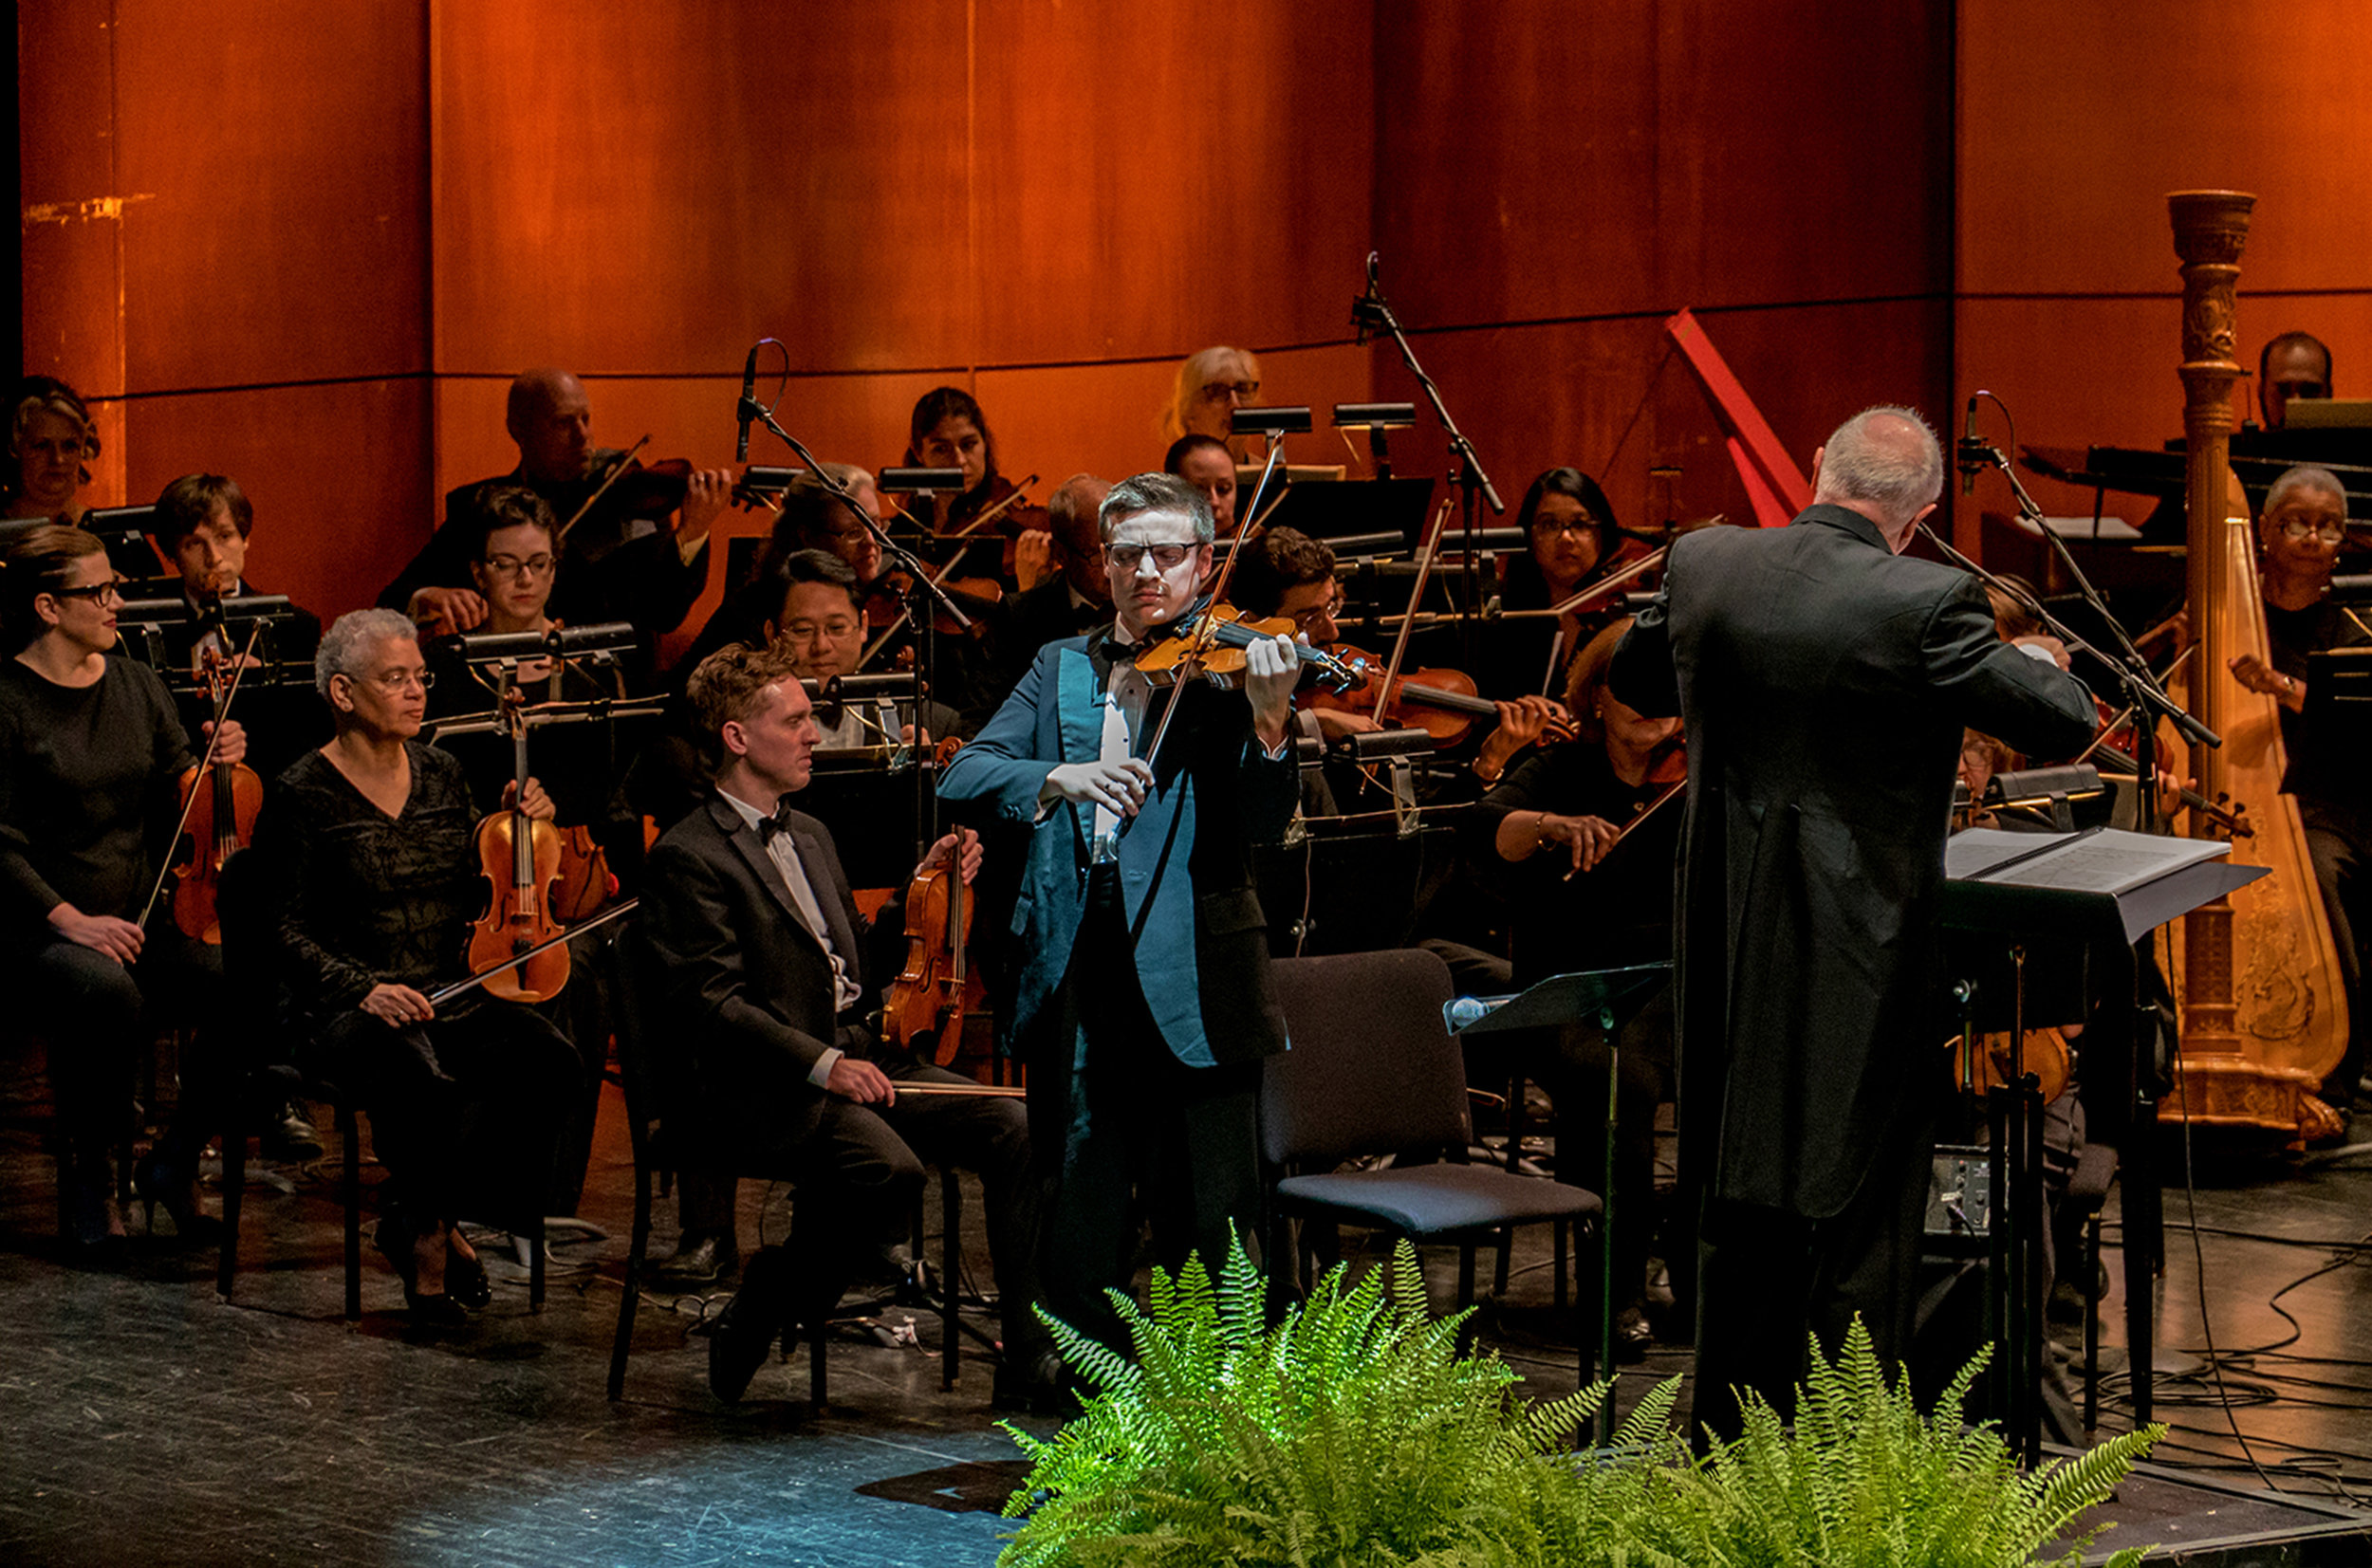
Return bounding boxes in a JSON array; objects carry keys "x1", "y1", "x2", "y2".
[
  {"x1": 1815, "y1": 405, "x2": 1945, "y2": 526},
  {"x1": 316, "y1": 607, "x2": 419, "y2": 700}
]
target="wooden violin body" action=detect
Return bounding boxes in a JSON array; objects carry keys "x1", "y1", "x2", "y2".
[
  {"x1": 1304, "y1": 641, "x2": 1509, "y2": 747},
  {"x1": 169, "y1": 755, "x2": 263, "y2": 944},
  {"x1": 881, "y1": 859, "x2": 983, "y2": 1066},
  {"x1": 469, "y1": 809, "x2": 571, "y2": 1004}
]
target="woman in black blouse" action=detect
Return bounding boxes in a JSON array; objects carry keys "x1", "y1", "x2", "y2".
[
  {"x1": 1478, "y1": 468, "x2": 1626, "y2": 704},
  {"x1": 0, "y1": 525, "x2": 245, "y2": 1260},
  {"x1": 1467, "y1": 618, "x2": 1683, "y2": 1356},
  {"x1": 254, "y1": 608, "x2": 578, "y2": 1323}
]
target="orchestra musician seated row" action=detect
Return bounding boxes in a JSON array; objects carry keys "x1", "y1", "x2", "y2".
[
  {"x1": 252, "y1": 608, "x2": 582, "y2": 1323},
  {"x1": 2, "y1": 377, "x2": 101, "y2": 531},
  {"x1": 380, "y1": 368, "x2": 730, "y2": 643},
  {"x1": 418, "y1": 486, "x2": 648, "y2": 1215},
  {"x1": 0, "y1": 525, "x2": 249, "y2": 1258},
  {"x1": 1467, "y1": 617, "x2": 1684, "y2": 1358},
  {"x1": 2228, "y1": 463, "x2": 2371, "y2": 1112},
  {"x1": 635, "y1": 640, "x2": 1049, "y2": 1407}
]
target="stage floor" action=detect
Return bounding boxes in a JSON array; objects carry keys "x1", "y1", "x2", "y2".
[{"x1": 6, "y1": 1066, "x2": 2372, "y2": 1566}]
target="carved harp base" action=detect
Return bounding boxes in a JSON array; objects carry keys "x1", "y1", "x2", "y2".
[{"x1": 2160, "y1": 1055, "x2": 2330, "y2": 1141}]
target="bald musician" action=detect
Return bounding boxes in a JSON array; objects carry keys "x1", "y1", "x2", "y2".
[{"x1": 380, "y1": 367, "x2": 729, "y2": 639}]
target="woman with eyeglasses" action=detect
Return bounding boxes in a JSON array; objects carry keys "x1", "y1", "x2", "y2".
[
  {"x1": 422, "y1": 486, "x2": 646, "y2": 1218},
  {"x1": 1474, "y1": 468, "x2": 1628, "y2": 711},
  {"x1": 0, "y1": 524, "x2": 246, "y2": 1260},
  {"x1": 253, "y1": 608, "x2": 579, "y2": 1323},
  {"x1": 1158, "y1": 346, "x2": 1266, "y2": 456},
  {"x1": 2228, "y1": 464, "x2": 2372, "y2": 1111}
]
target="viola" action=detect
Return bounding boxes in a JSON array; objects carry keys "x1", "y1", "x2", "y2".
[
  {"x1": 880, "y1": 837, "x2": 985, "y2": 1068},
  {"x1": 1306, "y1": 640, "x2": 1574, "y2": 748},
  {"x1": 167, "y1": 642, "x2": 264, "y2": 944},
  {"x1": 464, "y1": 690, "x2": 571, "y2": 1003}
]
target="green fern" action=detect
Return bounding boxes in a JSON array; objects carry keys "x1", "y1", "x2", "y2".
[
  {"x1": 1629, "y1": 1317, "x2": 2165, "y2": 1568},
  {"x1": 998, "y1": 1232, "x2": 1618, "y2": 1568}
]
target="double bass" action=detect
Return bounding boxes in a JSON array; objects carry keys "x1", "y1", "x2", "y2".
[{"x1": 2162, "y1": 192, "x2": 2347, "y2": 1139}]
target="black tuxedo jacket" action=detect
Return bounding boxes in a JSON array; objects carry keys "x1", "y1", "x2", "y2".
[
  {"x1": 638, "y1": 792, "x2": 893, "y2": 1146},
  {"x1": 1609, "y1": 505, "x2": 2098, "y2": 1217}
]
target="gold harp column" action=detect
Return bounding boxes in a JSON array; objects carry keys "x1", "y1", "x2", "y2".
[{"x1": 2170, "y1": 190, "x2": 2253, "y2": 1059}]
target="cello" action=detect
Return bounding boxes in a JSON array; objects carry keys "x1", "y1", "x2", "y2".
[{"x1": 2162, "y1": 192, "x2": 2347, "y2": 1139}]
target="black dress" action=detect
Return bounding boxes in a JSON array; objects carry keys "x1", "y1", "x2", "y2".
[
  {"x1": 255, "y1": 743, "x2": 578, "y2": 1231},
  {"x1": 0, "y1": 655, "x2": 225, "y2": 1192}
]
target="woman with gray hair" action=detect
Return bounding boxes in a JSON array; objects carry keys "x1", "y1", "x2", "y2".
[{"x1": 251, "y1": 608, "x2": 579, "y2": 1323}]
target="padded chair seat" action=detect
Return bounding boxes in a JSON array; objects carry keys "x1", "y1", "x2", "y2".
[{"x1": 1274, "y1": 1162, "x2": 1601, "y2": 1237}]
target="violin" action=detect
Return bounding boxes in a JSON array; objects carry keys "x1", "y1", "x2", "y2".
[
  {"x1": 1306, "y1": 640, "x2": 1574, "y2": 748},
  {"x1": 557, "y1": 439, "x2": 786, "y2": 542},
  {"x1": 881, "y1": 835, "x2": 985, "y2": 1067},
  {"x1": 464, "y1": 689, "x2": 571, "y2": 1003},
  {"x1": 1130, "y1": 602, "x2": 1363, "y2": 693},
  {"x1": 166, "y1": 639, "x2": 265, "y2": 944}
]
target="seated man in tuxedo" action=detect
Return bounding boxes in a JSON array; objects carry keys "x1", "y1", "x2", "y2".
[
  {"x1": 380, "y1": 366, "x2": 730, "y2": 640},
  {"x1": 636, "y1": 639, "x2": 1046, "y2": 1406}
]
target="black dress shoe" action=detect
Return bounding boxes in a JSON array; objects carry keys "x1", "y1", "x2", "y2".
[
  {"x1": 710, "y1": 1250, "x2": 790, "y2": 1404},
  {"x1": 261, "y1": 1101, "x2": 324, "y2": 1163},
  {"x1": 446, "y1": 1245, "x2": 493, "y2": 1310},
  {"x1": 652, "y1": 1234, "x2": 738, "y2": 1288},
  {"x1": 1612, "y1": 1303, "x2": 1655, "y2": 1362},
  {"x1": 991, "y1": 1350, "x2": 1082, "y2": 1419}
]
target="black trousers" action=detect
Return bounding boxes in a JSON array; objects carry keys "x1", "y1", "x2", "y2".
[
  {"x1": 16, "y1": 929, "x2": 228, "y2": 1182},
  {"x1": 311, "y1": 1000, "x2": 580, "y2": 1236},
  {"x1": 1029, "y1": 865, "x2": 1264, "y2": 1351},
  {"x1": 1689, "y1": 1091, "x2": 1936, "y2": 1448},
  {"x1": 685, "y1": 1028, "x2": 1045, "y2": 1353},
  {"x1": 2307, "y1": 823, "x2": 2372, "y2": 1106}
]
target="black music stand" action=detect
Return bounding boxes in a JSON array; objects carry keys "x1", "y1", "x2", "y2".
[
  {"x1": 1448, "y1": 962, "x2": 1670, "y2": 1440},
  {"x1": 1942, "y1": 826, "x2": 2265, "y2": 1460}
]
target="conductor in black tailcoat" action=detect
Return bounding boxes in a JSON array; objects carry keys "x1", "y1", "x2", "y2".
[{"x1": 1608, "y1": 406, "x2": 2098, "y2": 1443}]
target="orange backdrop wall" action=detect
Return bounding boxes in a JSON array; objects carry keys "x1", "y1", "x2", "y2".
[{"x1": 20, "y1": 2, "x2": 2372, "y2": 639}]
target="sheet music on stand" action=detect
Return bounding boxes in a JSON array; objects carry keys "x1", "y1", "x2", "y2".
[{"x1": 1945, "y1": 826, "x2": 2259, "y2": 942}]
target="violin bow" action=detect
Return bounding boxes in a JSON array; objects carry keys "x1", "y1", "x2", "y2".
[
  {"x1": 555, "y1": 434, "x2": 651, "y2": 544},
  {"x1": 1368, "y1": 491, "x2": 1457, "y2": 728},
  {"x1": 428, "y1": 896, "x2": 639, "y2": 1007},
  {"x1": 137, "y1": 619, "x2": 264, "y2": 930}
]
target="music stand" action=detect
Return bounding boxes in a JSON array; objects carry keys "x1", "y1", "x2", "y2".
[
  {"x1": 1448, "y1": 962, "x2": 1671, "y2": 1439},
  {"x1": 1253, "y1": 476, "x2": 1438, "y2": 553},
  {"x1": 1942, "y1": 826, "x2": 2265, "y2": 1458}
]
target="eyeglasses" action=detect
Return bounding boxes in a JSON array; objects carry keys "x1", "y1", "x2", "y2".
[
  {"x1": 485, "y1": 554, "x2": 556, "y2": 579},
  {"x1": 50, "y1": 578, "x2": 127, "y2": 603},
  {"x1": 1105, "y1": 543, "x2": 1196, "y2": 572},
  {"x1": 783, "y1": 618, "x2": 860, "y2": 641},
  {"x1": 1531, "y1": 517, "x2": 1599, "y2": 538},
  {"x1": 348, "y1": 668, "x2": 434, "y2": 692},
  {"x1": 1196, "y1": 379, "x2": 1260, "y2": 402},
  {"x1": 2277, "y1": 516, "x2": 2346, "y2": 543}
]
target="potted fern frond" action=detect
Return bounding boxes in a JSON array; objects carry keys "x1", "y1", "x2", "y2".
[{"x1": 998, "y1": 1238, "x2": 2164, "y2": 1568}]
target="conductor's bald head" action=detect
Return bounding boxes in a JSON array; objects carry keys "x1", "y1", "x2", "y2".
[{"x1": 1810, "y1": 405, "x2": 1943, "y2": 548}]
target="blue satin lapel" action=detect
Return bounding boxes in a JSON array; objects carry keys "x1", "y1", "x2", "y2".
[{"x1": 1057, "y1": 645, "x2": 1103, "y2": 847}]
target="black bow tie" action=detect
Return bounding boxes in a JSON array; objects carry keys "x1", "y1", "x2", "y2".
[{"x1": 756, "y1": 799, "x2": 799, "y2": 843}]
